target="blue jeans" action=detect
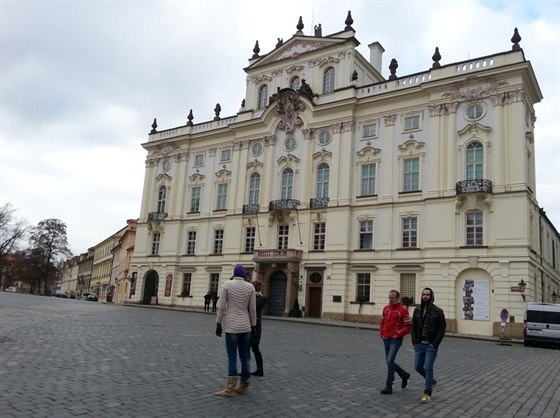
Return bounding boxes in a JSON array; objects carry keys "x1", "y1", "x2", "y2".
[
  {"x1": 225, "y1": 332, "x2": 251, "y2": 382},
  {"x1": 414, "y1": 343, "x2": 438, "y2": 393},
  {"x1": 383, "y1": 338, "x2": 408, "y2": 387}
]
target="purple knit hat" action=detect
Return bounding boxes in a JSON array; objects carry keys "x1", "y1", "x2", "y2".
[{"x1": 233, "y1": 264, "x2": 246, "y2": 278}]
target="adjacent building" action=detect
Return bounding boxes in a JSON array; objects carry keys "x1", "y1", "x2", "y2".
[{"x1": 129, "y1": 12, "x2": 559, "y2": 338}]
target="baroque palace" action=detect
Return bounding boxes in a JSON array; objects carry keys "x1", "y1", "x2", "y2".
[{"x1": 128, "y1": 12, "x2": 559, "y2": 338}]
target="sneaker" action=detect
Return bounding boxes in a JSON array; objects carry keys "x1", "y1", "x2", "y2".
[
  {"x1": 380, "y1": 387, "x2": 393, "y2": 395},
  {"x1": 401, "y1": 372, "x2": 410, "y2": 389},
  {"x1": 420, "y1": 393, "x2": 431, "y2": 403}
]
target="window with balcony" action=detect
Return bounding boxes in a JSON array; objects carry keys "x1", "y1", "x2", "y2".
[
  {"x1": 359, "y1": 220, "x2": 373, "y2": 249},
  {"x1": 216, "y1": 183, "x2": 228, "y2": 210},
  {"x1": 157, "y1": 185, "x2": 166, "y2": 213},
  {"x1": 403, "y1": 157, "x2": 420, "y2": 192},
  {"x1": 323, "y1": 67, "x2": 335, "y2": 94},
  {"x1": 257, "y1": 84, "x2": 268, "y2": 109},
  {"x1": 316, "y1": 163, "x2": 329, "y2": 198},
  {"x1": 466, "y1": 141, "x2": 484, "y2": 180},
  {"x1": 245, "y1": 227, "x2": 256, "y2": 252},
  {"x1": 182, "y1": 273, "x2": 192, "y2": 296},
  {"x1": 214, "y1": 229, "x2": 224, "y2": 254},
  {"x1": 281, "y1": 168, "x2": 294, "y2": 200},
  {"x1": 249, "y1": 172, "x2": 260, "y2": 205},
  {"x1": 466, "y1": 211, "x2": 483, "y2": 246},
  {"x1": 313, "y1": 222, "x2": 326, "y2": 250},
  {"x1": 190, "y1": 187, "x2": 201, "y2": 213},
  {"x1": 356, "y1": 273, "x2": 371, "y2": 302},
  {"x1": 402, "y1": 217, "x2": 418, "y2": 248},
  {"x1": 278, "y1": 225, "x2": 289, "y2": 249},
  {"x1": 186, "y1": 231, "x2": 196, "y2": 255},
  {"x1": 151, "y1": 232, "x2": 161, "y2": 256},
  {"x1": 361, "y1": 163, "x2": 376, "y2": 196}
]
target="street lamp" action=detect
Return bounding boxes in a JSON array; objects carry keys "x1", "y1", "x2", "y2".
[
  {"x1": 552, "y1": 290, "x2": 558, "y2": 303},
  {"x1": 518, "y1": 279, "x2": 527, "y2": 301}
]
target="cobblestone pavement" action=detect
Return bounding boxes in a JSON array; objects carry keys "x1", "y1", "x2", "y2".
[{"x1": 1, "y1": 292, "x2": 558, "y2": 418}]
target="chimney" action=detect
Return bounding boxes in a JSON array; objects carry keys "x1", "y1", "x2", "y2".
[{"x1": 368, "y1": 41, "x2": 385, "y2": 74}]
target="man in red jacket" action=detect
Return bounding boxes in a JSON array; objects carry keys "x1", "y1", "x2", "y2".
[{"x1": 379, "y1": 289, "x2": 412, "y2": 394}]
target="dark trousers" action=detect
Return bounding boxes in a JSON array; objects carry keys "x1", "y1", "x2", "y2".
[{"x1": 251, "y1": 343, "x2": 263, "y2": 372}]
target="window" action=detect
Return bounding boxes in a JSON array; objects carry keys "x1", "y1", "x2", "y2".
[
  {"x1": 157, "y1": 185, "x2": 166, "y2": 213},
  {"x1": 316, "y1": 163, "x2": 329, "y2": 198},
  {"x1": 186, "y1": 231, "x2": 196, "y2": 255},
  {"x1": 214, "y1": 229, "x2": 224, "y2": 254},
  {"x1": 359, "y1": 220, "x2": 373, "y2": 250},
  {"x1": 403, "y1": 158, "x2": 420, "y2": 192},
  {"x1": 151, "y1": 232, "x2": 161, "y2": 256},
  {"x1": 466, "y1": 104, "x2": 484, "y2": 120},
  {"x1": 318, "y1": 131, "x2": 331, "y2": 145},
  {"x1": 404, "y1": 115, "x2": 420, "y2": 131},
  {"x1": 194, "y1": 154, "x2": 204, "y2": 166},
  {"x1": 466, "y1": 141, "x2": 483, "y2": 180},
  {"x1": 402, "y1": 217, "x2": 417, "y2": 248},
  {"x1": 323, "y1": 67, "x2": 335, "y2": 94},
  {"x1": 190, "y1": 187, "x2": 201, "y2": 212},
  {"x1": 313, "y1": 222, "x2": 326, "y2": 250},
  {"x1": 216, "y1": 183, "x2": 228, "y2": 210},
  {"x1": 220, "y1": 149, "x2": 231, "y2": 162},
  {"x1": 278, "y1": 225, "x2": 289, "y2": 249},
  {"x1": 249, "y1": 172, "x2": 261, "y2": 205},
  {"x1": 466, "y1": 211, "x2": 483, "y2": 246},
  {"x1": 284, "y1": 137, "x2": 297, "y2": 151},
  {"x1": 290, "y1": 76, "x2": 301, "y2": 90},
  {"x1": 281, "y1": 168, "x2": 294, "y2": 200},
  {"x1": 245, "y1": 227, "x2": 256, "y2": 252},
  {"x1": 362, "y1": 123, "x2": 378, "y2": 138},
  {"x1": 209, "y1": 273, "x2": 220, "y2": 294},
  {"x1": 182, "y1": 273, "x2": 192, "y2": 296},
  {"x1": 356, "y1": 273, "x2": 371, "y2": 302},
  {"x1": 361, "y1": 163, "x2": 376, "y2": 196},
  {"x1": 251, "y1": 142, "x2": 263, "y2": 156},
  {"x1": 400, "y1": 273, "x2": 416, "y2": 304},
  {"x1": 257, "y1": 85, "x2": 268, "y2": 109}
]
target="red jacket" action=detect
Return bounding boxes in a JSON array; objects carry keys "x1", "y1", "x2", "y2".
[{"x1": 379, "y1": 302, "x2": 412, "y2": 339}]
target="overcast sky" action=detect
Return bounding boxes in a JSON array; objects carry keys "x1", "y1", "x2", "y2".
[{"x1": 1, "y1": 0, "x2": 559, "y2": 255}]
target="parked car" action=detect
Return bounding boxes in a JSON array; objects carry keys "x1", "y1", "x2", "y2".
[
  {"x1": 79, "y1": 293, "x2": 98, "y2": 302},
  {"x1": 53, "y1": 290, "x2": 68, "y2": 298},
  {"x1": 524, "y1": 302, "x2": 560, "y2": 348}
]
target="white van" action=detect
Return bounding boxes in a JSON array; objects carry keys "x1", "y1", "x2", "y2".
[{"x1": 523, "y1": 303, "x2": 560, "y2": 347}]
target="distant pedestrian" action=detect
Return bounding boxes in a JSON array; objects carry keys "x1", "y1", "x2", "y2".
[
  {"x1": 204, "y1": 292, "x2": 212, "y2": 312},
  {"x1": 411, "y1": 288, "x2": 446, "y2": 403},
  {"x1": 214, "y1": 265, "x2": 256, "y2": 397},
  {"x1": 250, "y1": 280, "x2": 268, "y2": 377},
  {"x1": 379, "y1": 289, "x2": 412, "y2": 394},
  {"x1": 211, "y1": 292, "x2": 219, "y2": 312}
]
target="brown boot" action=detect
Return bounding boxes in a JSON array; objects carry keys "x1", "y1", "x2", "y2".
[
  {"x1": 234, "y1": 379, "x2": 250, "y2": 395},
  {"x1": 215, "y1": 376, "x2": 238, "y2": 397}
]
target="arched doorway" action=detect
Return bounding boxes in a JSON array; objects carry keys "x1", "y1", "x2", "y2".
[
  {"x1": 268, "y1": 271, "x2": 287, "y2": 316},
  {"x1": 142, "y1": 270, "x2": 159, "y2": 305}
]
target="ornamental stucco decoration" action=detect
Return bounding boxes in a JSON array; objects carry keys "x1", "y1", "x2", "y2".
[
  {"x1": 276, "y1": 40, "x2": 324, "y2": 60},
  {"x1": 286, "y1": 65, "x2": 305, "y2": 74},
  {"x1": 383, "y1": 114, "x2": 397, "y2": 126},
  {"x1": 443, "y1": 76, "x2": 509, "y2": 102},
  {"x1": 274, "y1": 88, "x2": 305, "y2": 134}
]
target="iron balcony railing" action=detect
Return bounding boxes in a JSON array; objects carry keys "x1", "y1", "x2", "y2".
[
  {"x1": 253, "y1": 249, "x2": 303, "y2": 263},
  {"x1": 269, "y1": 199, "x2": 300, "y2": 211},
  {"x1": 456, "y1": 179, "x2": 493, "y2": 194},
  {"x1": 148, "y1": 211, "x2": 168, "y2": 221},
  {"x1": 310, "y1": 197, "x2": 329, "y2": 209},
  {"x1": 242, "y1": 204, "x2": 259, "y2": 214}
]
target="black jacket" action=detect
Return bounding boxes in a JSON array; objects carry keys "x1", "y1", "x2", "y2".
[{"x1": 411, "y1": 303, "x2": 446, "y2": 348}]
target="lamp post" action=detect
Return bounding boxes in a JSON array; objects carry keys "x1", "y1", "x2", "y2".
[{"x1": 518, "y1": 279, "x2": 527, "y2": 301}]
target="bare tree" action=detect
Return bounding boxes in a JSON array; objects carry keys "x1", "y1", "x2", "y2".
[
  {"x1": 0, "y1": 203, "x2": 28, "y2": 289},
  {"x1": 29, "y1": 218, "x2": 72, "y2": 294}
]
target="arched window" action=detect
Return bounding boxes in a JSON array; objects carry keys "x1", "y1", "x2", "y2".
[
  {"x1": 257, "y1": 85, "x2": 268, "y2": 109},
  {"x1": 157, "y1": 185, "x2": 166, "y2": 213},
  {"x1": 249, "y1": 172, "x2": 261, "y2": 205},
  {"x1": 466, "y1": 141, "x2": 484, "y2": 179},
  {"x1": 316, "y1": 163, "x2": 330, "y2": 198},
  {"x1": 281, "y1": 168, "x2": 294, "y2": 200},
  {"x1": 323, "y1": 67, "x2": 335, "y2": 94},
  {"x1": 290, "y1": 76, "x2": 301, "y2": 90}
]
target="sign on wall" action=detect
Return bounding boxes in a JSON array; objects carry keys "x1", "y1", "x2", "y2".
[
  {"x1": 165, "y1": 274, "x2": 173, "y2": 297},
  {"x1": 462, "y1": 279, "x2": 490, "y2": 320}
]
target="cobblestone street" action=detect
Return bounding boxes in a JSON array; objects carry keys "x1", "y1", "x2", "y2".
[{"x1": 1, "y1": 292, "x2": 558, "y2": 417}]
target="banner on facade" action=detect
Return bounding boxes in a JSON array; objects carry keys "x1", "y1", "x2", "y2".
[
  {"x1": 462, "y1": 279, "x2": 490, "y2": 320},
  {"x1": 165, "y1": 274, "x2": 173, "y2": 297}
]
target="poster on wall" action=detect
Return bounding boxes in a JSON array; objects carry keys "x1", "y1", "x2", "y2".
[{"x1": 462, "y1": 279, "x2": 490, "y2": 320}]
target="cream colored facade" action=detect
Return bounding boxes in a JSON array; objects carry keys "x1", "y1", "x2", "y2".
[
  {"x1": 129, "y1": 14, "x2": 559, "y2": 338},
  {"x1": 91, "y1": 235, "x2": 117, "y2": 302},
  {"x1": 112, "y1": 220, "x2": 137, "y2": 304}
]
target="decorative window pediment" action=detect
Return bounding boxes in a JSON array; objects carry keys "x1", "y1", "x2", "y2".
[
  {"x1": 246, "y1": 160, "x2": 264, "y2": 170},
  {"x1": 189, "y1": 172, "x2": 205, "y2": 183},
  {"x1": 356, "y1": 146, "x2": 381, "y2": 159},
  {"x1": 155, "y1": 173, "x2": 172, "y2": 182},
  {"x1": 215, "y1": 168, "x2": 232, "y2": 180},
  {"x1": 457, "y1": 122, "x2": 492, "y2": 139},
  {"x1": 398, "y1": 140, "x2": 425, "y2": 154},
  {"x1": 312, "y1": 149, "x2": 332, "y2": 163},
  {"x1": 277, "y1": 154, "x2": 301, "y2": 166}
]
